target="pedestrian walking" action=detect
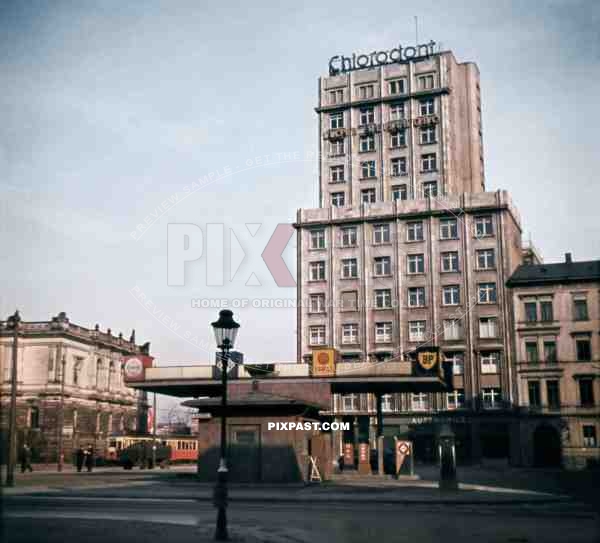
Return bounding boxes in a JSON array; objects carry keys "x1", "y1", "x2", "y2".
[
  {"x1": 75, "y1": 447, "x2": 85, "y2": 472},
  {"x1": 85, "y1": 446, "x2": 94, "y2": 472},
  {"x1": 20, "y1": 444, "x2": 33, "y2": 473}
]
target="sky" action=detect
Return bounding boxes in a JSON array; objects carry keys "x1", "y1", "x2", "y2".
[{"x1": 1, "y1": 0, "x2": 599, "y2": 415}]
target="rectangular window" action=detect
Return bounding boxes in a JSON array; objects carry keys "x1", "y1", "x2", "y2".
[
  {"x1": 329, "y1": 139, "x2": 344, "y2": 156},
  {"x1": 309, "y1": 326, "x2": 326, "y2": 346},
  {"x1": 310, "y1": 261, "x2": 326, "y2": 281},
  {"x1": 481, "y1": 352, "x2": 500, "y2": 374},
  {"x1": 357, "y1": 84, "x2": 374, "y2": 99},
  {"x1": 330, "y1": 165, "x2": 345, "y2": 183},
  {"x1": 447, "y1": 389, "x2": 465, "y2": 410},
  {"x1": 579, "y1": 379, "x2": 594, "y2": 407},
  {"x1": 374, "y1": 256, "x2": 392, "y2": 276},
  {"x1": 411, "y1": 392, "x2": 429, "y2": 411},
  {"x1": 310, "y1": 229, "x2": 326, "y2": 250},
  {"x1": 342, "y1": 323, "x2": 359, "y2": 344},
  {"x1": 381, "y1": 394, "x2": 394, "y2": 412},
  {"x1": 479, "y1": 317, "x2": 498, "y2": 338},
  {"x1": 474, "y1": 215, "x2": 494, "y2": 237},
  {"x1": 576, "y1": 338, "x2": 592, "y2": 361},
  {"x1": 440, "y1": 219, "x2": 458, "y2": 240},
  {"x1": 340, "y1": 291, "x2": 358, "y2": 312},
  {"x1": 340, "y1": 226, "x2": 357, "y2": 247},
  {"x1": 528, "y1": 381, "x2": 541, "y2": 408},
  {"x1": 442, "y1": 285, "x2": 460, "y2": 306},
  {"x1": 546, "y1": 380, "x2": 560, "y2": 409},
  {"x1": 478, "y1": 283, "x2": 497, "y2": 304},
  {"x1": 330, "y1": 112, "x2": 344, "y2": 129},
  {"x1": 359, "y1": 107, "x2": 375, "y2": 125},
  {"x1": 441, "y1": 251, "x2": 459, "y2": 272},
  {"x1": 422, "y1": 181, "x2": 438, "y2": 198},
  {"x1": 390, "y1": 130, "x2": 407, "y2": 148},
  {"x1": 391, "y1": 157, "x2": 408, "y2": 176},
  {"x1": 309, "y1": 294, "x2": 325, "y2": 313},
  {"x1": 443, "y1": 319, "x2": 461, "y2": 341},
  {"x1": 419, "y1": 98, "x2": 435, "y2": 116},
  {"x1": 446, "y1": 352, "x2": 464, "y2": 375},
  {"x1": 420, "y1": 125, "x2": 436, "y2": 144},
  {"x1": 329, "y1": 89, "x2": 344, "y2": 105},
  {"x1": 408, "y1": 287, "x2": 426, "y2": 307},
  {"x1": 331, "y1": 192, "x2": 345, "y2": 207},
  {"x1": 544, "y1": 341, "x2": 557, "y2": 363},
  {"x1": 360, "y1": 135, "x2": 375, "y2": 152},
  {"x1": 392, "y1": 184, "x2": 407, "y2": 201},
  {"x1": 341, "y1": 393, "x2": 358, "y2": 411},
  {"x1": 482, "y1": 387, "x2": 501, "y2": 409},
  {"x1": 388, "y1": 79, "x2": 406, "y2": 95},
  {"x1": 361, "y1": 188, "x2": 376, "y2": 204},
  {"x1": 573, "y1": 299, "x2": 589, "y2": 321},
  {"x1": 421, "y1": 153, "x2": 437, "y2": 172},
  {"x1": 540, "y1": 301, "x2": 554, "y2": 322},
  {"x1": 418, "y1": 74, "x2": 435, "y2": 90},
  {"x1": 373, "y1": 224, "x2": 390, "y2": 244},
  {"x1": 407, "y1": 254, "x2": 425, "y2": 274},
  {"x1": 361, "y1": 160, "x2": 376, "y2": 178},
  {"x1": 526, "y1": 341, "x2": 539, "y2": 363},
  {"x1": 583, "y1": 425, "x2": 597, "y2": 447},
  {"x1": 407, "y1": 221, "x2": 424, "y2": 241},
  {"x1": 477, "y1": 249, "x2": 495, "y2": 270},
  {"x1": 374, "y1": 289, "x2": 392, "y2": 309},
  {"x1": 524, "y1": 302, "x2": 537, "y2": 322},
  {"x1": 408, "y1": 320, "x2": 426, "y2": 342},
  {"x1": 341, "y1": 258, "x2": 358, "y2": 279},
  {"x1": 375, "y1": 322, "x2": 393, "y2": 343},
  {"x1": 390, "y1": 103, "x2": 405, "y2": 120}
]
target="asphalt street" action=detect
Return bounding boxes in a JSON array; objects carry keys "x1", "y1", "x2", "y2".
[{"x1": 3, "y1": 494, "x2": 599, "y2": 543}]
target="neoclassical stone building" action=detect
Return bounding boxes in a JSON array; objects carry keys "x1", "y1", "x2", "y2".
[{"x1": 0, "y1": 311, "x2": 150, "y2": 463}]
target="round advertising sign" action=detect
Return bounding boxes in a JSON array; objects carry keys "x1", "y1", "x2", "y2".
[{"x1": 124, "y1": 357, "x2": 144, "y2": 378}]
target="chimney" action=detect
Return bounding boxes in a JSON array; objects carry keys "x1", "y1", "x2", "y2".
[{"x1": 565, "y1": 253, "x2": 572, "y2": 264}]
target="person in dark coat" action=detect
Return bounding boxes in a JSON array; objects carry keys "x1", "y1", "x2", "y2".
[
  {"x1": 20, "y1": 444, "x2": 33, "y2": 473},
  {"x1": 85, "y1": 446, "x2": 94, "y2": 472},
  {"x1": 75, "y1": 447, "x2": 85, "y2": 472}
]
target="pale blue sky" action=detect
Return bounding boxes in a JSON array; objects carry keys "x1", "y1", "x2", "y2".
[{"x1": 1, "y1": 1, "x2": 599, "y2": 409}]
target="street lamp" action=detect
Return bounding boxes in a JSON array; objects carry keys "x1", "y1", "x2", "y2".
[
  {"x1": 5, "y1": 310, "x2": 21, "y2": 487},
  {"x1": 210, "y1": 309, "x2": 240, "y2": 542}
]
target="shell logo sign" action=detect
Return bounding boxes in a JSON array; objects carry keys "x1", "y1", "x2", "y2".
[{"x1": 311, "y1": 349, "x2": 337, "y2": 377}]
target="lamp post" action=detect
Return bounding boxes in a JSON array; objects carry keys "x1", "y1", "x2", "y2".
[
  {"x1": 5, "y1": 310, "x2": 21, "y2": 487},
  {"x1": 210, "y1": 309, "x2": 240, "y2": 542}
]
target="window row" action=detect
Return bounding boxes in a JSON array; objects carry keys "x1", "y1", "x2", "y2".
[
  {"x1": 328, "y1": 98, "x2": 436, "y2": 128},
  {"x1": 338, "y1": 387, "x2": 503, "y2": 412},
  {"x1": 309, "y1": 217, "x2": 495, "y2": 249},
  {"x1": 329, "y1": 127, "x2": 438, "y2": 156},
  {"x1": 523, "y1": 335, "x2": 593, "y2": 363},
  {"x1": 309, "y1": 317, "x2": 502, "y2": 347},
  {"x1": 328, "y1": 75, "x2": 437, "y2": 105},
  {"x1": 329, "y1": 154, "x2": 437, "y2": 183}
]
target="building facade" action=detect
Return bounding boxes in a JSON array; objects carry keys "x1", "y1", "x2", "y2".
[
  {"x1": 0, "y1": 312, "x2": 150, "y2": 463},
  {"x1": 317, "y1": 49, "x2": 484, "y2": 209},
  {"x1": 296, "y1": 46, "x2": 533, "y2": 465},
  {"x1": 507, "y1": 255, "x2": 600, "y2": 469}
]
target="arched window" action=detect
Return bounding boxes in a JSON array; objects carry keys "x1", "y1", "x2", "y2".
[
  {"x1": 29, "y1": 407, "x2": 40, "y2": 429},
  {"x1": 108, "y1": 361, "x2": 115, "y2": 391},
  {"x1": 95, "y1": 359, "x2": 103, "y2": 389},
  {"x1": 73, "y1": 358, "x2": 83, "y2": 386}
]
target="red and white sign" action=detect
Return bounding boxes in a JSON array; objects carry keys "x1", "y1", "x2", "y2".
[
  {"x1": 123, "y1": 355, "x2": 154, "y2": 381},
  {"x1": 395, "y1": 439, "x2": 412, "y2": 474}
]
